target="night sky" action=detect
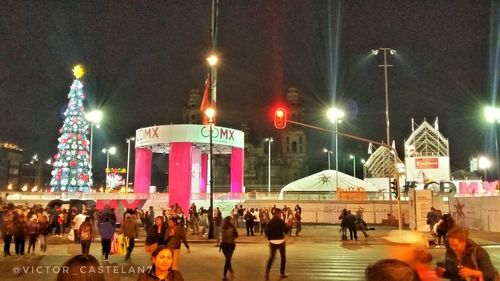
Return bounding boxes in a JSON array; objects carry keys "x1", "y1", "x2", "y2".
[{"x1": 0, "y1": 1, "x2": 497, "y2": 183}]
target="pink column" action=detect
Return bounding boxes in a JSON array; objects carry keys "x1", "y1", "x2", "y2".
[
  {"x1": 200, "y1": 153, "x2": 208, "y2": 193},
  {"x1": 168, "y1": 142, "x2": 192, "y2": 215},
  {"x1": 134, "y1": 148, "x2": 152, "y2": 193},
  {"x1": 230, "y1": 147, "x2": 244, "y2": 193}
]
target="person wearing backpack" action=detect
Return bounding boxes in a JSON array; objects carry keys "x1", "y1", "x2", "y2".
[
  {"x1": 79, "y1": 217, "x2": 93, "y2": 255},
  {"x1": 220, "y1": 216, "x2": 238, "y2": 281}
]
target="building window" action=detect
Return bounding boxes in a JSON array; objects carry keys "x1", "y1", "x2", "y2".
[
  {"x1": 286, "y1": 136, "x2": 290, "y2": 143},
  {"x1": 299, "y1": 136, "x2": 302, "y2": 144},
  {"x1": 299, "y1": 146, "x2": 302, "y2": 153},
  {"x1": 292, "y1": 142, "x2": 297, "y2": 152},
  {"x1": 287, "y1": 146, "x2": 289, "y2": 152}
]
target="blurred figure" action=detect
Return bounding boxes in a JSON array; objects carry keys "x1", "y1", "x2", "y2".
[
  {"x1": 294, "y1": 211, "x2": 302, "y2": 237},
  {"x1": 100, "y1": 217, "x2": 114, "y2": 262},
  {"x1": 343, "y1": 210, "x2": 357, "y2": 241},
  {"x1": 146, "y1": 216, "x2": 167, "y2": 252},
  {"x1": 165, "y1": 217, "x2": 190, "y2": 271},
  {"x1": 56, "y1": 254, "x2": 105, "y2": 281},
  {"x1": 365, "y1": 259, "x2": 422, "y2": 281},
  {"x1": 435, "y1": 227, "x2": 497, "y2": 281},
  {"x1": 121, "y1": 213, "x2": 139, "y2": 260},
  {"x1": 37, "y1": 215, "x2": 51, "y2": 255},
  {"x1": 13, "y1": 214, "x2": 28, "y2": 255},
  {"x1": 355, "y1": 211, "x2": 369, "y2": 238},
  {"x1": 407, "y1": 248, "x2": 439, "y2": 281},
  {"x1": 220, "y1": 216, "x2": 238, "y2": 280},
  {"x1": 434, "y1": 213, "x2": 455, "y2": 247},
  {"x1": 137, "y1": 246, "x2": 184, "y2": 281},
  {"x1": 244, "y1": 210, "x2": 255, "y2": 236},
  {"x1": 426, "y1": 207, "x2": 439, "y2": 235},
  {"x1": 27, "y1": 215, "x2": 39, "y2": 254},
  {"x1": 2, "y1": 214, "x2": 13, "y2": 256},
  {"x1": 338, "y1": 209, "x2": 348, "y2": 240},
  {"x1": 79, "y1": 217, "x2": 93, "y2": 255}
]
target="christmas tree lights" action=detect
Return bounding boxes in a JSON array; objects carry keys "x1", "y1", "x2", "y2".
[{"x1": 50, "y1": 65, "x2": 92, "y2": 192}]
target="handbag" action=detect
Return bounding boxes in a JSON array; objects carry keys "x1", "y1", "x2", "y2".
[
  {"x1": 145, "y1": 243, "x2": 158, "y2": 254},
  {"x1": 67, "y1": 228, "x2": 75, "y2": 241}
]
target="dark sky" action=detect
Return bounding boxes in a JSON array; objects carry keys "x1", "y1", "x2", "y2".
[{"x1": 0, "y1": 1, "x2": 497, "y2": 181}]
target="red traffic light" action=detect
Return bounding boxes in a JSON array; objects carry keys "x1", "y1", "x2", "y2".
[{"x1": 274, "y1": 107, "x2": 287, "y2": 129}]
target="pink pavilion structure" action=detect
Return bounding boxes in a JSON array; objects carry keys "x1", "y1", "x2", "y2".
[{"x1": 133, "y1": 124, "x2": 245, "y2": 213}]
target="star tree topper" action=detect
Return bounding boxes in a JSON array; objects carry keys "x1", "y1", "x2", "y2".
[{"x1": 72, "y1": 64, "x2": 85, "y2": 79}]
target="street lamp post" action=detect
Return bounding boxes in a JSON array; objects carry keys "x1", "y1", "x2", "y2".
[
  {"x1": 327, "y1": 107, "x2": 345, "y2": 189},
  {"x1": 125, "y1": 137, "x2": 135, "y2": 194},
  {"x1": 265, "y1": 137, "x2": 273, "y2": 195},
  {"x1": 323, "y1": 148, "x2": 333, "y2": 170},
  {"x1": 85, "y1": 110, "x2": 102, "y2": 174},
  {"x1": 478, "y1": 156, "x2": 491, "y2": 181},
  {"x1": 372, "y1": 48, "x2": 396, "y2": 146},
  {"x1": 205, "y1": 108, "x2": 215, "y2": 239},
  {"x1": 484, "y1": 106, "x2": 500, "y2": 179},
  {"x1": 349, "y1": 154, "x2": 356, "y2": 178},
  {"x1": 102, "y1": 146, "x2": 116, "y2": 189}
]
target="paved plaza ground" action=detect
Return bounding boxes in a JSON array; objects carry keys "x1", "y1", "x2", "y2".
[{"x1": 1, "y1": 225, "x2": 499, "y2": 281}]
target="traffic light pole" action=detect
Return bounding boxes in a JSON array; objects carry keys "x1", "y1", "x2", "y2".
[{"x1": 285, "y1": 119, "x2": 403, "y2": 232}]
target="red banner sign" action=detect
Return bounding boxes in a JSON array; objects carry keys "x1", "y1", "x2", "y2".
[{"x1": 416, "y1": 158, "x2": 439, "y2": 169}]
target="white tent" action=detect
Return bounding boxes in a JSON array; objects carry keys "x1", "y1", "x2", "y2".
[{"x1": 278, "y1": 170, "x2": 379, "y2": 199}]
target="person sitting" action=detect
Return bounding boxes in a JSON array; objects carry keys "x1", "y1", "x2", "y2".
[
  {"x1": 435, "y1": 226, "x2": 498, "y2": 281},
  {"x1": 365, "y1": 258, "x2": 422, "y2": 281},
  {"x1": 137, "y1": 246, "x2": 184, "y2": 281}
]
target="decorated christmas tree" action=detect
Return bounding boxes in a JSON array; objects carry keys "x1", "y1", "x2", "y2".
[{"x1": 50, "y1": 65, "x2": 92, "y2": 192}]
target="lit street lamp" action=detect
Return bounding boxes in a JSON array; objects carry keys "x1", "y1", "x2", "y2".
[
  {"x1": 484, "y1": 105, "x2": 500, "y2": 179},
  {"x1": 478, "y1": 155, "x2": 491, "y2": 180},
  {"x1": 102, "y1": 146, "x2": 116, "y2": 188},
  {"x1": 323, "y1": 148, "x2": 333, "y2": 170},
  {"x1": 265, "y1": 137, "x2": 273, "y2": 195},
  {"x1": 327, "y1": 107, "x2": 345, "y2": 189},
  {"x1": 349, "y1": 154, "x2": 357, "y2": 178},
  {"x1": 85, "y1": 110, "x2": 103, "y2": 172},
  {"x1": 126, "y1": 137, "x2": 135, "y2": 194}
]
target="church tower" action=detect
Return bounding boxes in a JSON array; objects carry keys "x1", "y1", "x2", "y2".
[
  {"x1": 280, "y1": 87, "x2": 308, "y2": 183},
  {"x1": 182, "y1": 89, "x2": 202, "y2": 124}
]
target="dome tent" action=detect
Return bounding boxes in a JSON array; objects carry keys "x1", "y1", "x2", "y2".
[{"x1": 278, "y1": 170, "x2": 379, "y2": 199}]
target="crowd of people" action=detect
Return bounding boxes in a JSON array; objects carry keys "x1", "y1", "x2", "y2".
[{"x1": 0, "y1": 194, "x2": 498, "y2": 281}]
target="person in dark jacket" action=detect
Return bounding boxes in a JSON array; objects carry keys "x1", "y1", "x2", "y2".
[
  {"x1": 37, "y1": 215, "x2": 51, "y2": 255},
  {"x1": 1, "y1": 214, "x2": 14, "y2": 256},
  {"x1": 13, "y1": 214, "x2": 28, "y2": 255},
  {"x1": 343, "y1": 210, "x2": 357, "y2": 240},
  {"x1": 244, "y1": 210, "x2": 255, "y2": 236},
  {"x1": 265, "y1": 208, "x2": 288, "y2": 280},
  {"x1": 435, "y1": 227, "x2": 497, "y2": 281},
  {"x1": 146, "y1": 216, "x2": 167, "y2": 247},
  {"x1": 99, "y1": 217, "x2": 114, "y2": 261},
  {"x1": 137, "y1": 246, "x2": 184, "y2": 281},
  {"x1": 220, "y1": 216, "x2": 238, "y2": 280}
]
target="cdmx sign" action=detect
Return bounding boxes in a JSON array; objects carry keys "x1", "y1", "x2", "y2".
[
  {"x1": 136, "y1": 127, "x2": 159, "y2": 141},
  {"x1": 403, "y1": 180, "x2": 498, "y2": 196},
  {"x1": 200, "y1": 126, "x2": 235, "y2": 141}
]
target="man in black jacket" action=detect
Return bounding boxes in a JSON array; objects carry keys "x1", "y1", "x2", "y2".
[{"x1": 265, "y1": 208, "x2": 288, "y2": 280}]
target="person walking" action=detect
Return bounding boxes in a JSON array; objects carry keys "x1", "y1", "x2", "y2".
[
  {"x1": 343, "y1": 210, "x2": 357, "y2": 241},
  {"x1": 435, "y1": 214, "x2": 455, "y2": 248},
  {"x1": 121, "y1": 213, "x2": 139, "y2": 260},
  {"x1": 220, "y1": 216, "x2": 238, "y2": 281},
  {"x1": 99, "y1": 217, "x2": 114, "y2": 262},
  {"x1": 265, "y1": 208, "x2": 288, "y2": 280},
  {"x1": 79, "y1": 217, "x2": 93, "y2": 255},
  {"x1": 338, "y1": 209, "x2": 348, "y2": 240},
  {"x1": 355, "y1": 210, "x2": 369, "y2": 238},
  {"x1": 294, "y1": 211, "x2": 302, "y2": 237},
  {"x1": 165, "y1": 217, "x2": 190, "y2": 271}
]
